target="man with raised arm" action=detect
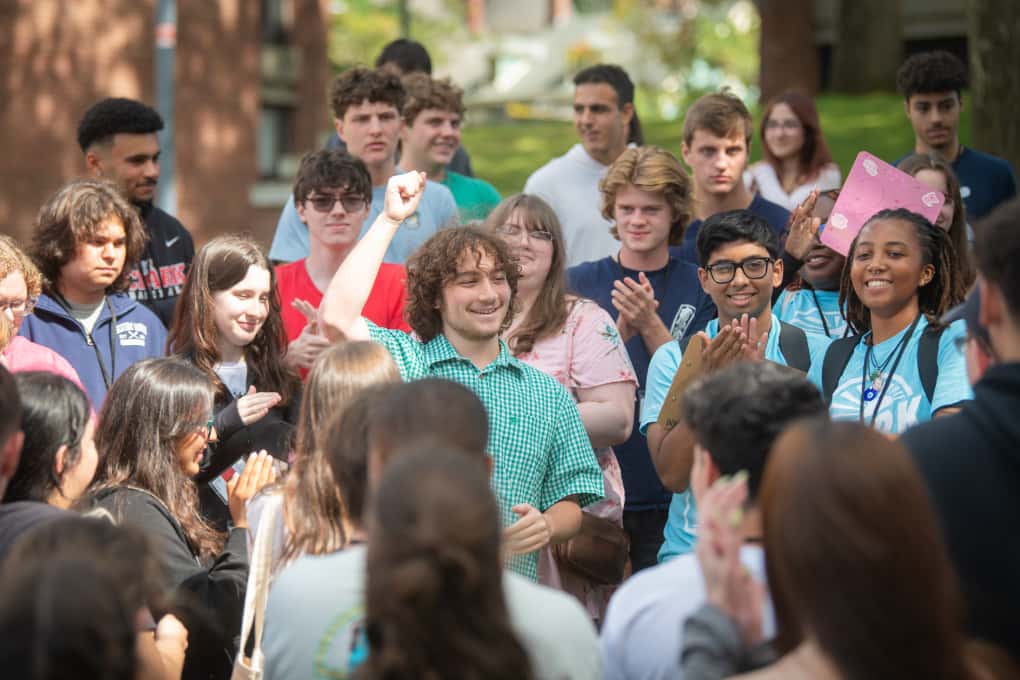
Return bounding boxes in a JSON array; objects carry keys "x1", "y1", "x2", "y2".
[{"x1": 317, "y1": 171, "x2": 604, "y2": 582}]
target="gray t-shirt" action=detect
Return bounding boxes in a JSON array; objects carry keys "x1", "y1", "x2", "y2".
[
  {"x1": 214, "y1": 360, "x2": 248, "y2": 399},
  {"x1": 262, "y1": 545, "x2": 601, "y2": 680}
]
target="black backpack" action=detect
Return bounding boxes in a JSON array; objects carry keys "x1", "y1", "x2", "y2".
[
  {"x1": 679, "y1": 320, "x2": 812, "y2": 373},
  {"x1": 820, "y1": 324, "x2": 946, "y2": 405}
]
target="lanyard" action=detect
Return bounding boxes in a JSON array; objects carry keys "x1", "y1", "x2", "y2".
[
  {"x1": 53, "y1": 293, "x2": 118, "y2": 389},
  {"x1": 809, "y1": 289, "x2": 831, "y2": 338},
  {"x1": 858, "y1": 314, "x2": 921, "y2": 427}
]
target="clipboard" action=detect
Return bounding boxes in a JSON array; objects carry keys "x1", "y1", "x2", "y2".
[{"x1": 655, "y1": 334, "x2": 707, "y2": 431}]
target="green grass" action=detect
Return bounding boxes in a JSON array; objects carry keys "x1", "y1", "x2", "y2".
[{"x1": 461, "y1": 93, "x2": 972, "y2": 197}]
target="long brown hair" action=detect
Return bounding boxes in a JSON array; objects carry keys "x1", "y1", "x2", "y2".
[
  {"x1": 360, "y1": 447, "x2": 533, "y2": 680},
  {"x1": 168, "y1": 235, "x2": 298, "y2": 405},
  {"x1": 484, "y1": 194, "x2": 572, "y2": 355},
  {"x1": 897, "y1": 153, "x2": 975, "y2": 303},
  {"x1": 281, "y1": 342, "x2": 399, "y2": 563},
  {"x1": 760, "y1": 91, "x2": 834, "y2": 184},
  {"x1": 87, "y1": 358, "x2": 224, "y2": 559},
  {"x1": 762, "y1": 418, "x2": 977, "y2": 679},
  {"x1": 840, "y1": 209, "x2": 956, "y2": 334}
]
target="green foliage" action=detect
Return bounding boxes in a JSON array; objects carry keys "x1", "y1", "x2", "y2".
[{"x1": 462, "y1": 93, "x2": 973, "y2": 196}]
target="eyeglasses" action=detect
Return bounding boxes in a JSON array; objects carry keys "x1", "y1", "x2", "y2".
[
  {"x1": 765, "y1": 120, "x2": 803, "y2": 132},
  {"x1": 0, "y1": 297, "x2": 37, "y2": 315},
  {"x1": 496, "y1": 222, "x2": 554, "y2": 243},
  {"x1": 704, "y1": 257, "x2": 773, "y2": 284},
  {"x1": 198, "y1": 417, "x2": 214, "y2": 439},
  {"x1": 306, "y1": 193, "x2": 367, "y2": 214}
]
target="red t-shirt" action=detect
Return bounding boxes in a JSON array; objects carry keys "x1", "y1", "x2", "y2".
[{"x1": 275, "y1": 259, "x2": 411, "y2": 345}]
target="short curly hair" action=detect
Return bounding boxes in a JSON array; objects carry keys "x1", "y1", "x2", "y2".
[
  {"x1": 292, "y1": 150, "x2": 372, "y2": 206},
  {"x1": 405, "y1": 227, "x2": 519, "y2": 343},
  {"x1": 330, "y1": 67, "x2": 406, "y2": 121},
  {"x1": 896, "y1": 51, "x2": 967, "y2": 100},
  {"x1": 401, "y1": 73, "x2": 464, "y2": 125},
  {"x1": 0, "y1": 235, "x2": 44, "y2": 301},
  {"x1": 600, "y1": 146, "x2": 693, "y2": 245},
  {"x1": 76, "y1": 98, "x2": 164, "y2": 152},
  {"x1": 30, "y1": 180, "x2": 147, "y2": 294}
]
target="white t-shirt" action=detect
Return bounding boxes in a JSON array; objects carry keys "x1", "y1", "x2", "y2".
[
  {"x1": 66, "y1": 298, "x2": 105, "y2": 336},
  {"x1": 214, "y1": 359, "x2": 248, "y2": 399},
  {"x1": 600, "y1": 545, "x2": 774, "y2": 680},
  {"x1": 525, "y1": 143, "x2": 619, "y2": 267},
  {"x1": 263, "y1": 546, "x2": 601, "y2": 680},
  {"x1": 744, "y1": 162, "x2": 842, "y2": 211}
]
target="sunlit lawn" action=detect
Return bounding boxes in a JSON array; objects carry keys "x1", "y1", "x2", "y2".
[{"x1": 462, "y1": 93, "x2": 972, "y2": 197}]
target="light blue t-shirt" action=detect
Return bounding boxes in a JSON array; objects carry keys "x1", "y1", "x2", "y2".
[
  {"x1": 268, "y1": 176, "x2": 459, "y2": 263},
  {"x1": 806, "y1": 316, "x2": 972, "y2": 435},
  {"x1": 773, "y1": 288, "x2": 848, "y2": 339},
  {"x1": 641, "y1": 318, "x2": 831, "y2": 562}
]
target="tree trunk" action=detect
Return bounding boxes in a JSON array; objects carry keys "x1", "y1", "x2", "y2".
[
  {"x1": 968, "y1": 0, "x2": 1020, "y2": 173},
  {"x1": 756, "y1": 0, "x2": 819, "y2": 102},
  {"x1": 831, "y1": 0, "x2": 902, "y2": 93}
]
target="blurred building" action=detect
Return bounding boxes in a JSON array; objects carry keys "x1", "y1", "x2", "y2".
[{"x1": 0, "y1": 0, "x2": 332, "y2": 248}]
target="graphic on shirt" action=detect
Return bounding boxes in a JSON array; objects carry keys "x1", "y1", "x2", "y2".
[
  {"x1": 129, "y1": 259, "x2": 187, "y2": 302},
  {"x1": 782, "y1": 301, "x2": 847, "y2": 338},
  {"x1": 116, "y1": 321, "x2": 149, "y2": 347},
  {"x1": 314, "y1": 604, "x2": 365, "y2": 678},
  {"x1": 670, "y1": 304, "x2": 696, "y2": 339},
  {"x1": 830, "y1": 373, "x2": 923, "y2": 434}
]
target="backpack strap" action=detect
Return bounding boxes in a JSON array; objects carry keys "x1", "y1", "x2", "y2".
[
  {"x1": 778, "y1": 321, "x2": 812, "y2": 372},
  {"x1": 917, "y1": 323, "x2": 946, "y2": 404},
  {"x1": 821, "y1": 335, "x2": 862, "y2": 405}
]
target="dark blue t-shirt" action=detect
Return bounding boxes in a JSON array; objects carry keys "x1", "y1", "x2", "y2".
[
  {"x1": 894, "y1": 147, "x2": 1017, "y2": 221},
  {"x1": 677, "y1": 194, "x2": 791, "y2": 264},
  {"x1": 567, "y1": 251, "x2": 717, "y2": 510}
]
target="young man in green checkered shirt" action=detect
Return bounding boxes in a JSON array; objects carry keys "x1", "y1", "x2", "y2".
[{"x1": 318, "y1": 171, "x2": 604, "y2": 580}]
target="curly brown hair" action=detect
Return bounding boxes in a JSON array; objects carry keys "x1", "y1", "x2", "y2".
[
  {"x1": 330, "y1": 66, "x2": 406, "y2": 121},
  {"x1": 400, "y1": 73, "x2": 465, "y2": 125},
  {"x1": 600, "y1": 146, "x2": 693, "y2": 246},
  {"x1": 0, "y1": 235, "x2": 43, "y2": 300},
  {"x1": 29, "y1": 180, "x2": 147, "y2": 294},
  {"x1": 405, "y1": 227, "x2": 520, "y2": 342}
]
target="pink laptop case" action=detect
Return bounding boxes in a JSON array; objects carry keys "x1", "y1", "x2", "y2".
[{"x1": 820, "y1": 151, "x2": 944, "y2": 256}]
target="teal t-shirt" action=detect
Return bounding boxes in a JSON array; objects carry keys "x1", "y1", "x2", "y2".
[
  {"x1": 773, "y1": 288, "x2": 848, "y2": 339},
  {"x1": 641, "y1": 318, "x2": 831, "y2": 562},
  {"x1": 806, "y1": 316, "x2": 973, "y2": 435},
  {"x1": 441, "y1": 170, "x2": 501, "y2": 222}
]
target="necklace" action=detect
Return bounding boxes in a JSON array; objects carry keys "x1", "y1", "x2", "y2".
[{"x1": 858, "y1": 314, "x2": 922, "y2": 425}]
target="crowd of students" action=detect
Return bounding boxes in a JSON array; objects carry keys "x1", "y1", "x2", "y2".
[{"x1": 0, "y1": 38, "x2": 1018, "y2": 679}]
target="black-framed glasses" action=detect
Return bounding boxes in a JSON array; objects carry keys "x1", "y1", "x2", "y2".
[
  {"x1": 704, "y1": 257, "x2": 773, "y2": 284},
  {"x1": 306, "y1": 193, "x2": 367, "y2": 214},
  {"x1": 496, "y1": 222, "x2": 554, "y2": 242}
]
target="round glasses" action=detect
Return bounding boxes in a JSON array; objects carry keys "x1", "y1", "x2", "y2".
[
  {"x1": 306, "y1": 193, "x2": 367, "y2": 214},
  {"x1": 704, "y1": 257, "x2": 773, "y2": 284},
  {"x1": 0, "y1": 297, "x2": 37, "y2": 315},
  {"x1": 496, "y1": 222, "x2": 554, "y2": 243}
]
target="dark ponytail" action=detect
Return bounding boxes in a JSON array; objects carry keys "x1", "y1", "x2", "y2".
[{"x1": 360, "y1": 448, "x2": 534, "y2": 680}]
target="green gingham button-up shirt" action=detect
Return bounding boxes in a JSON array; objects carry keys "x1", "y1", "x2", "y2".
[{"x1": 368, "y1": 322, "x2": 605, "y2": 580}]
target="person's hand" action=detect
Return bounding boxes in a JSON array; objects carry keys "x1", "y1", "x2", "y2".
[
  {"x1": 502, "y1": 504, "x2": 552, "y2": 557},
  {"x1": 382, "y1": 170, "x2": 426, "y2": 223},
  {"x1": 226, "y1": 451, "x2": 277, "y2": 528},
  {"x1": 236, "y1": 385, "x2": 282, "y2": 426},
  {"x1": 699, "y1": 325, "x2": 746, "y2": 373},
  {"x1": 153, "y1": 614, "x2": 188, "y2": 678},
  {"x1": 284, "y1": 299, "x2": 331, "y2": 370},
  {"x1": 616, "y1": 313, "x2": 635, "y2": 343},
  {"x1": 611, "y1": 273, "x2": 660, "y2": 334},
  {"x1": 690, "y1": 445, "x2": 712, "y2": 508},
  {"x1": 735, "y1": 314, "x2": 768, "y2": 362},
  {"x1": 695, "y1": 473, "x2": 765, "y2": 645},
  {"x1": 784, "y1": 188, "x2": 823, "y2": 260}
]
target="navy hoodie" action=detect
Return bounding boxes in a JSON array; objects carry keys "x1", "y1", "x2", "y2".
[
  {"x1": 901, "y1": 362, "x2": 1020, "y2": 662},
  {"x1": 18, "y1": 292, "x2": 167, "y2": 407}
]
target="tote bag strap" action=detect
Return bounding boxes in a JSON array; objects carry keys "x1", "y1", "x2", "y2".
[{"x1": 235, "y1": 498, "x2": 282, "y2": 674}]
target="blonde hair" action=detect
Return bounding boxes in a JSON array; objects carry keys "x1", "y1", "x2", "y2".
[
  {"x1": 281, "y1": 341, "x2": 400, "y2": 562},
  {"x1": 0, "y1": 235, "x2": 44, "y2": 300},
  {"x1": 600, "y1": 146, "x2": 693, "y2": 245}
]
